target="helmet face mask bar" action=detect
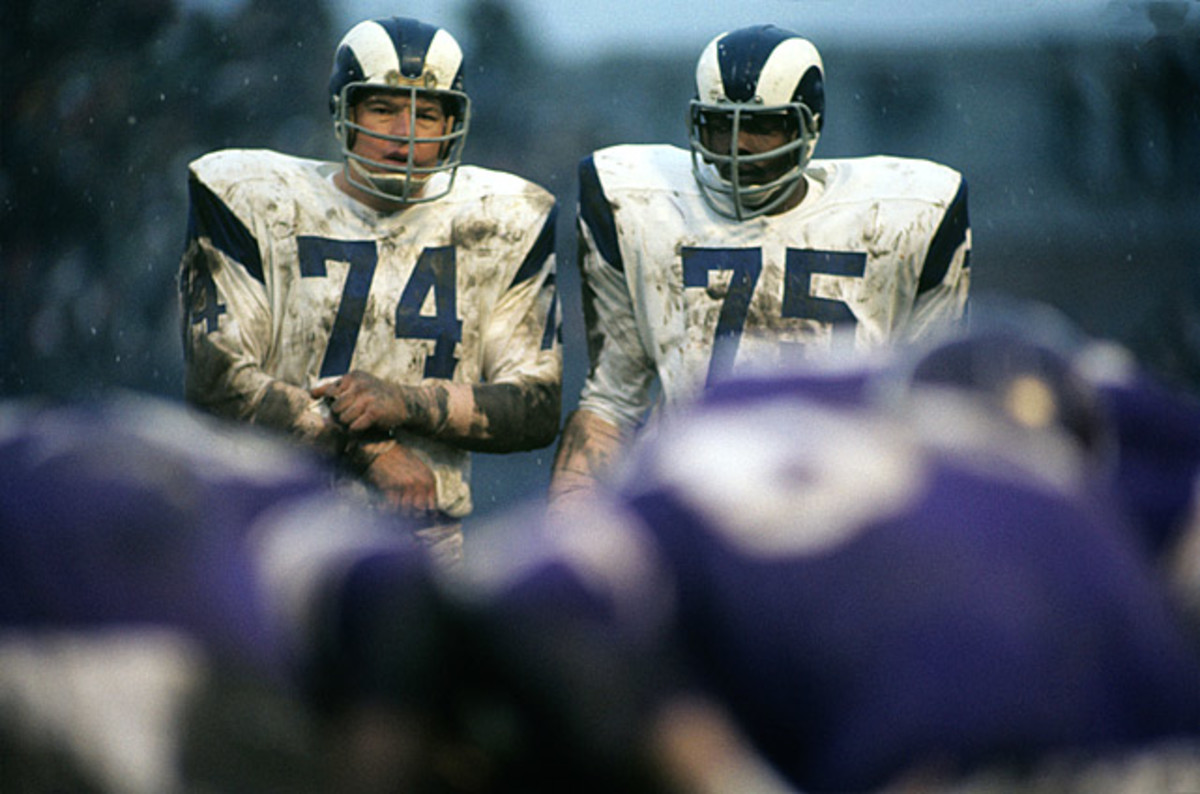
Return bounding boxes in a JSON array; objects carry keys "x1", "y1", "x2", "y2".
[
  {"x1": 687, "y1": 25, "x2": 825, "y2": 221},
  {"x1": 329, "y1": 17, "x2": 471, "y2": 205},
  {"x1": 688, "y1": 99, "x2": 814, "y2": 220}
]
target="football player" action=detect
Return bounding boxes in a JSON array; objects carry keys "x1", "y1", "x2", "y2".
[
  {"x1": 179, "y1": 17, "x2": 562, "y2": 562},
  {"x1": 550, "y1": 24, "x2": 970, "y2": 506},
  {"x1": 0, "y1": 395, "x2": 782, "y2": 794},
  {"x1": 0, "y1": 395, "x2": 446, "y2": 793},
  {"x1": 467, "y1": 327, "x2": 1200, "y2": 792},
  {"x1": 702, "y1": 292, "x2": 1200, "y2": 560}
]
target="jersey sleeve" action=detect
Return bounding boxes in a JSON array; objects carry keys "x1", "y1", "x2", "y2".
[
  {"x1": 904, "y1": 175, "x2": 971, "y2": 341},
  {"x1": 179, "y1": 159, "x2": 316, "y2": 430},
  {"x1": 479, "y1": 200, "x2": 562, "y2": 389},
  {"x1": 573, "y1": 155, "x2": 659, "y2": 431}
]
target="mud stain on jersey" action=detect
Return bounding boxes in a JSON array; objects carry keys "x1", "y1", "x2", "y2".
[
  {"x1": 286, "y1": 265, "x2": 339, "y2": 371},
  {"x1": 756, "y1": 287, "x2": 786, "y2": 333},
  {"x1": 452, "y1": 220, "x2": 502, "y2": 251},
  {"x1": 705, "y1": 272, "x2": 730, "y2": 301},
  {"x1": 580, "y1": 280, "x2": 606, "y2": 373},
  {"x1": 181, "y1": 242, "x2": 217, "y2": 321},
  {"x1": 507, "y1": 277, "x2": 554, "y2": 350}
]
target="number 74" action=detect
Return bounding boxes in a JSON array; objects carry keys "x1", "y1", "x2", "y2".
[{"x1": 299, "y1": 237, "x2": 462, "y2": 380}]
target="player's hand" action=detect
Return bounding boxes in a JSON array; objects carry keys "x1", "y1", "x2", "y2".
[
  {"x1": 313, "y1": 371, "x2": 411, "y2": 434},
  {"x1": 294, "y1": 409, "x2": 345, "y2": 457},
  {"x1": 358, "y1": 439, "x2": 439, "y2": 518},
  {"x1": 271, "y1": 381, "x2": 344, "y2": 457}
]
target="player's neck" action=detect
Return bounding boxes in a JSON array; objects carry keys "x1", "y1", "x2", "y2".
[{"x1": 766, "y1": 174, "x2": 809, "y2": 216}]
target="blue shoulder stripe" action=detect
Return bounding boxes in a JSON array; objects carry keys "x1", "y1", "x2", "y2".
[
  {"x1": 186, "y1": 176, "x2": 264, "y2": 284},
  {"x1": 540, "y1": 271, "x2": 559, "y2": 350},
  {"x1": 917, "y1": 178, "x2": 968, "y2": 295},
  {"x1": 578, "y1": 155, "x2": 623, "y2": 272},
  {"x1": 510, "y1": 204, "x2": 558, "y2": 288}
]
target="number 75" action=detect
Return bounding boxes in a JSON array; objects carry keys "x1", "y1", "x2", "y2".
[{"x1": 682, "y1": 247, "x2": 866, "y2": 384}]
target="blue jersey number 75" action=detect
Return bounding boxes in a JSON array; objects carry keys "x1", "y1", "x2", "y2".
[{"x1": 682, "y1": 246, "x2": 866, "y2": 384}]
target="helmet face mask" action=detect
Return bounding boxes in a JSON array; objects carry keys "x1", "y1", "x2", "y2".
[
  {"x1": 688, "y1": 100, "x2": 813, "y2": 219},
  {"x1": 329, "y1": 18, "x2": 471, "y2": 205},
  {"x1": 334, "y1": 83, "x2": 469, "y2": 204},
  {"x1": 688, "y1": 25, "x2": 825, "y2": 221}
]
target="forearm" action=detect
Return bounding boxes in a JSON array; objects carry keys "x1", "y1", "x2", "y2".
[
  {"x1": 252, "y1": 382, "x2": 352, "y2": 460},
  {"x1": 180, "y1": 257, "x2": 341, "y2": 450},
  {"x1": 187, "y1": 354, "x2": 344, "y2": 456},
  {"x1": 318, "y1": 372, "x2": 561, "y2": 453},
  {"x1": 251, "y1": 379, "x2": 317, "y2": 429},
  {"x1": 549, "y1": 408, "x2": 629, "y2": 504},
  {"x1": 397, "y1": 379, "x2": 562, "y2": 454}
]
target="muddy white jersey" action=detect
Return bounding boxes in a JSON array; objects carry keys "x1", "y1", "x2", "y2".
[
  {"x1": 575, "y1": 143, "x2": 970, "y2": 431},
  {"x1": 181, "y1": 149, "x2": 560, "y2": 517}
]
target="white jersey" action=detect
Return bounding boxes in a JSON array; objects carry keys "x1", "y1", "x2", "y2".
[
  {"x1": 181, "y1": 149, "x2": 560, "y2": 518},
  {"x1": 576, "y1": 143, "x2": 970, "y2": 431}
]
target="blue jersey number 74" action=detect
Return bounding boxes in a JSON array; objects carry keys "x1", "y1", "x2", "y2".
[{"x1": 298, "y1": 237, "x2": 463, "y2": 379}]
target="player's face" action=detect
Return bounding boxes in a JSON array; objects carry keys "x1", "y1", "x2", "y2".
[
  {"x1": 700, "y1": 110, "x2": 797, "y2": 185},
  {"x1": 349, "y1": 91, "x2": 452, "y2": 174}
]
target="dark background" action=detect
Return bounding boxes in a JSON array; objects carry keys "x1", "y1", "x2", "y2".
[{"x1": 4, "y1": 0, "x2": 1198, "y2": 520}]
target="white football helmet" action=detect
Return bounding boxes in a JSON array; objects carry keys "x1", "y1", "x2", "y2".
[
  {"x1": 689, "y1": 25, "x2": 825, "y2": 220},
  {"x1": 329, "y1": 17, "x2": 470, "y2": 204}
]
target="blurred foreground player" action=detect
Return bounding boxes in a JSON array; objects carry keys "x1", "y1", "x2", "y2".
[
  {"x1": 4, "y1": 326, "x2": 1197, "y2": 793},
  {"x1": 0, "y1": 395, "x2": 761, "y2": 794},
  {"x1": 699, "y1": 294, "x2": 1200, "y2": 563},
  {"x1": 0, "y1": 395, "x2": 462, "y2": 794},
  {"x1": 462, "y1": 326, "x2": 1200, "y2": 792}
]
